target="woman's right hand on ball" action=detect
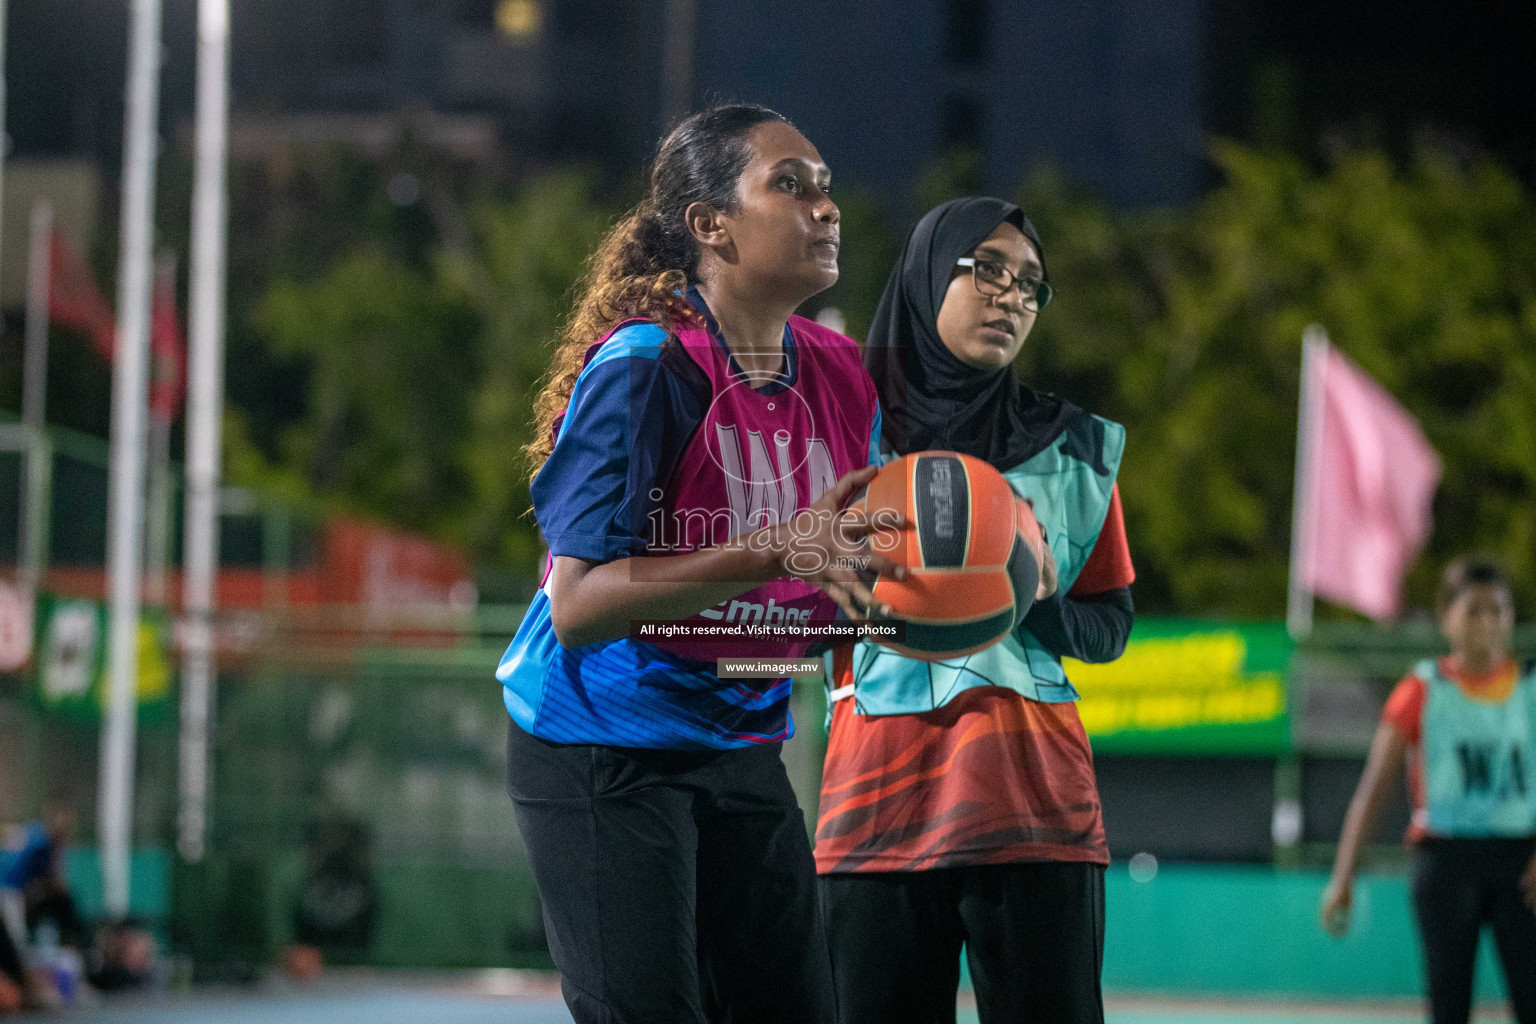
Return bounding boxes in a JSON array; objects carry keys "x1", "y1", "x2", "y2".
[{"x1": 770, "y1": 465, "x2": 907, "y2": 621}]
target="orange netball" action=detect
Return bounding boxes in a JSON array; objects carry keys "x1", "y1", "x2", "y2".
[{"x1": 850, "y1": 452, "x2": 1045, "y2": 661}]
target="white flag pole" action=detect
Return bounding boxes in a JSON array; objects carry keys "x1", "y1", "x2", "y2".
[
  {"x1": 19, "y1": 200, "x2": 53, "y2": 597},
  {"x1": 1287, "y1": 326, "x2": 1330, "y2": 641},
  {"x1": 178, "y1": 0, "x2": 231, "y2": 865},
  {"x1": 21, "y1": 202, "x2": 52, "y2": 432},
  {"x1": 0, "y1": 0, "x2": 7, "y2": 275},
  {"x1": 99, "y1": 0, "x2": 164, "y2": 919}
]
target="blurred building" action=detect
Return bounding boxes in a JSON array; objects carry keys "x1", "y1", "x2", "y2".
[
  {"x1": 693, "y1": 0, "x2": 1204, "y2": 207},
  {"x1": 4, "y1": 0, "x2": 1204, "y2": 207},
  {"x1": 11, "y1": 0, "x2": 1536, "y2": 204}
]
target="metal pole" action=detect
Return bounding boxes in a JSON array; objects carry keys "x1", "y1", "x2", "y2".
[
  {"x1": 662, "y1": 0, "x2": 695, "y2": 128},
  {"x1": 21, "y1": 202, "x2": 52, "y2": 431},
  {"x1": 19, "y1": 200, "x2": 53, "y2": 596},
  {"x1": 1, "y1": 0, "x2": 8, "y2": 276},
  {"x1": 1286, "y1": 326, "x2": 1329, "y2": 642},
  {"x1": 144, "y1": 252, "x2": 176, "y2": 609},
  {"x1": 99, "y1": 0, "x2": 163, "y2": 919},
  {"x1": 178, "y1": 0, "x2": 230, "y2": 865}
]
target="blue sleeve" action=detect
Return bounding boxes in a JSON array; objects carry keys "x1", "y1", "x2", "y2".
[
  {"x1": 531, "y1": 325, "x2": 706, "y2": 563},
  {"x1": 2, "y1": 825, "x2": 51, "y2": 888},
  {"x1": 868, "y1": 400, "x2": 884, "y2": 467}
]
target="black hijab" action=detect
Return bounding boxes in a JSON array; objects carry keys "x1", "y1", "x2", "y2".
[{"x1": 863, "y1": 196, "x2": 1081, "y2": 470}]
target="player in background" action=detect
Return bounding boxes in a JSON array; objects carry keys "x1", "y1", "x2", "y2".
[
  {"x1": 1322, "y1": 558, "x2": 1536, "y2": 1024},
  {"x1": 815, "y1": 197, "x2": 1135, "y2": 1024},
  {"x1": 497, "y1": 104, "x2": 901, "y2": 1024}
]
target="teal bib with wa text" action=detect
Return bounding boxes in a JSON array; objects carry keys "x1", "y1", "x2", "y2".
[{"x1": 1419, "y1": 658, "x2": 1536, "y2": 838}]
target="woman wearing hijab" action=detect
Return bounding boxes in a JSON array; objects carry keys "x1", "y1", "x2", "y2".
[{"x1": 814, "y1": 197, "x2": 1136, "y2": 1024}]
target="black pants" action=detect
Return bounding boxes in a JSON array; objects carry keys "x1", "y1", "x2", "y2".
[
  {"x1": 1412, "y1": 837, "x2": 1536, "y2": 1024},
  {"x1": 24, "y1": 884, "x2": 84, "y2": 948},
  {"x1": 820, "y1": 861, "x2": 1106, "y2": 1024},
  {"x1": 0, "y1": 914, "x2": 24, "y2": 988},
  {"x1": 506, "y1": 721, "x2": 836, "y2": 1024}
]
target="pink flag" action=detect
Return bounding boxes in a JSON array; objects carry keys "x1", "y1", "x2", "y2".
[{"x1": 1295, "y1": 336, "x2": 1441, "y2": 620}]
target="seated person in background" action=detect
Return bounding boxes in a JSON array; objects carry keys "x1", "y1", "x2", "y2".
[
  {"x1": 0, "y1": 912, "x2": 27, "y2": 1012},
  {"x1": 2, "y1": 805, "x2": 84, "y2": 951},
  {"x1": 85, "y1": 918, "x2": 158, "y2": 993},
  {"x1": 289, "y1": 815, "x2": 379, "y2": 971}
]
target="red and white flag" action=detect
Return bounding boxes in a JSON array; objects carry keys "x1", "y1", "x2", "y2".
[
  {"x1": 48, "y1": 233, "x2": 116, "y2": 358},
  {"x1": 45, "y1": 235, "x2": 186, "y2": 423},
  {"x1": 149, "y1": 258, "x2": 187, "y2": 423},
  {"x1": 1291, "y1": 329, "x2": 1441, "y2": 624}
]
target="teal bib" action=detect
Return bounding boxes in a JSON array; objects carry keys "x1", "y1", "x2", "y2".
[
  {"x1": 835, "y1": 415, "x2": 1124, "y2": 715},
  {"x1": 1419, "y1": 659, "x2": 1536, "y2": 838}
]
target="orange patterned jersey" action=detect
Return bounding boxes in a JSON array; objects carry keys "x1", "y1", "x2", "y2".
[
  {"x1": 814, "y1": 678, "x2": 1108, "y2": 872},
  {"x1": 813, "y1": 490, "x2": 1133, "y2": 872}
]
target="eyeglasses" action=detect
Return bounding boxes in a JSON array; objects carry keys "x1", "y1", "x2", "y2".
[{"x1": 955, "y1": 257, "x2": 1053, "y2": 310}]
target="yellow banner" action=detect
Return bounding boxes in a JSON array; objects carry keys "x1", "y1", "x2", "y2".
[{"x1": 1066, "y1": 623, "x2": 1290, "y2": 751}]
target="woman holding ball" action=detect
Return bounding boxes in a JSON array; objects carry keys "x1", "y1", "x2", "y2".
[
  {"x1": 1322, "y1": 558, "x2": 1536, "y2": 1024},
  {"x1": 815, "y1": 197, "x2": 1136, "y2": 1024},
  {"x1": 499, "y1": 104, "x2": 902, "y2": 1024}
]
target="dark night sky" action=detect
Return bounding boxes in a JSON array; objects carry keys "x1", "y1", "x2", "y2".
[
  {"x1": 5, "y1": 0, "x2": 1535, "y2": 190},
  {"x1": 1207, "y1": 0, "x2": 1536, "y2": 178}
]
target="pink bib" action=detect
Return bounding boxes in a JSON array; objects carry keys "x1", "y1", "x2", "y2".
[{"x1": 643, "y1": 315, "x2": 876, "y2": 661}]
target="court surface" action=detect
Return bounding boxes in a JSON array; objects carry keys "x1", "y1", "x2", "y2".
[{"x1": 10, "y1": 976, "x2": 1518, "y2": 1024}]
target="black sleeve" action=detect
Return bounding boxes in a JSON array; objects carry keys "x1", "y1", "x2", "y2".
[{"x1": 1019, "y1": 585, "x2": 1134, "y2": 664}]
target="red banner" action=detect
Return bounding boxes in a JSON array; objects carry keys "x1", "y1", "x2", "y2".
[{"x1": 320, "y1": 519, "x2": 475, "y2": 609}]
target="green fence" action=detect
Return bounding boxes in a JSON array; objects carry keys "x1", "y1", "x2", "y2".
[
  {"x1": 171, "y1": 631, "x2": 544, "y2": 970},
  {"x1": 6, "y1": 595, "x2": 1536, "y2": 991}
]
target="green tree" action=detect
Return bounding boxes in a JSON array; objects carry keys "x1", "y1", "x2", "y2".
[
  {"x1": 237, "y1": 172, "x2": 618, "y2": 571},
  {"x1": 252, "y1": 247, "x2": 480, "y2": 537},
  {"x1": 445, "y1": 173, "x2": 618, "y2": 565},
  {"x1": 231, "y1": 141, "x2": 1536, "y2": 618},
  {"x1": 1017, "y1": 144, "x2": 1536, "y2": 616}
]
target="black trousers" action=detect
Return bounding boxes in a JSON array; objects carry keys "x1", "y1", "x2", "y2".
[
  {"x1": 0, "y1": 915, "x2": 24, "y2": 988},
  {"x1": 506, "y1": 721, "x2": 836, "y2": 1024},
  {"x1": 1412, "y1": 837, "x2": 1536, "y2": 1024},
  {"x1": 24, "y1": 884, "x2": 84, "y2": 948},
  {"x1": 820, "y1": 861, "x2": 1106, "y2": 1024}
]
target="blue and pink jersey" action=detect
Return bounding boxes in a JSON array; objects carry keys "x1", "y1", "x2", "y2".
[{"x1": 497, "y1": 289, "x2": 881, "y2": 749}]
